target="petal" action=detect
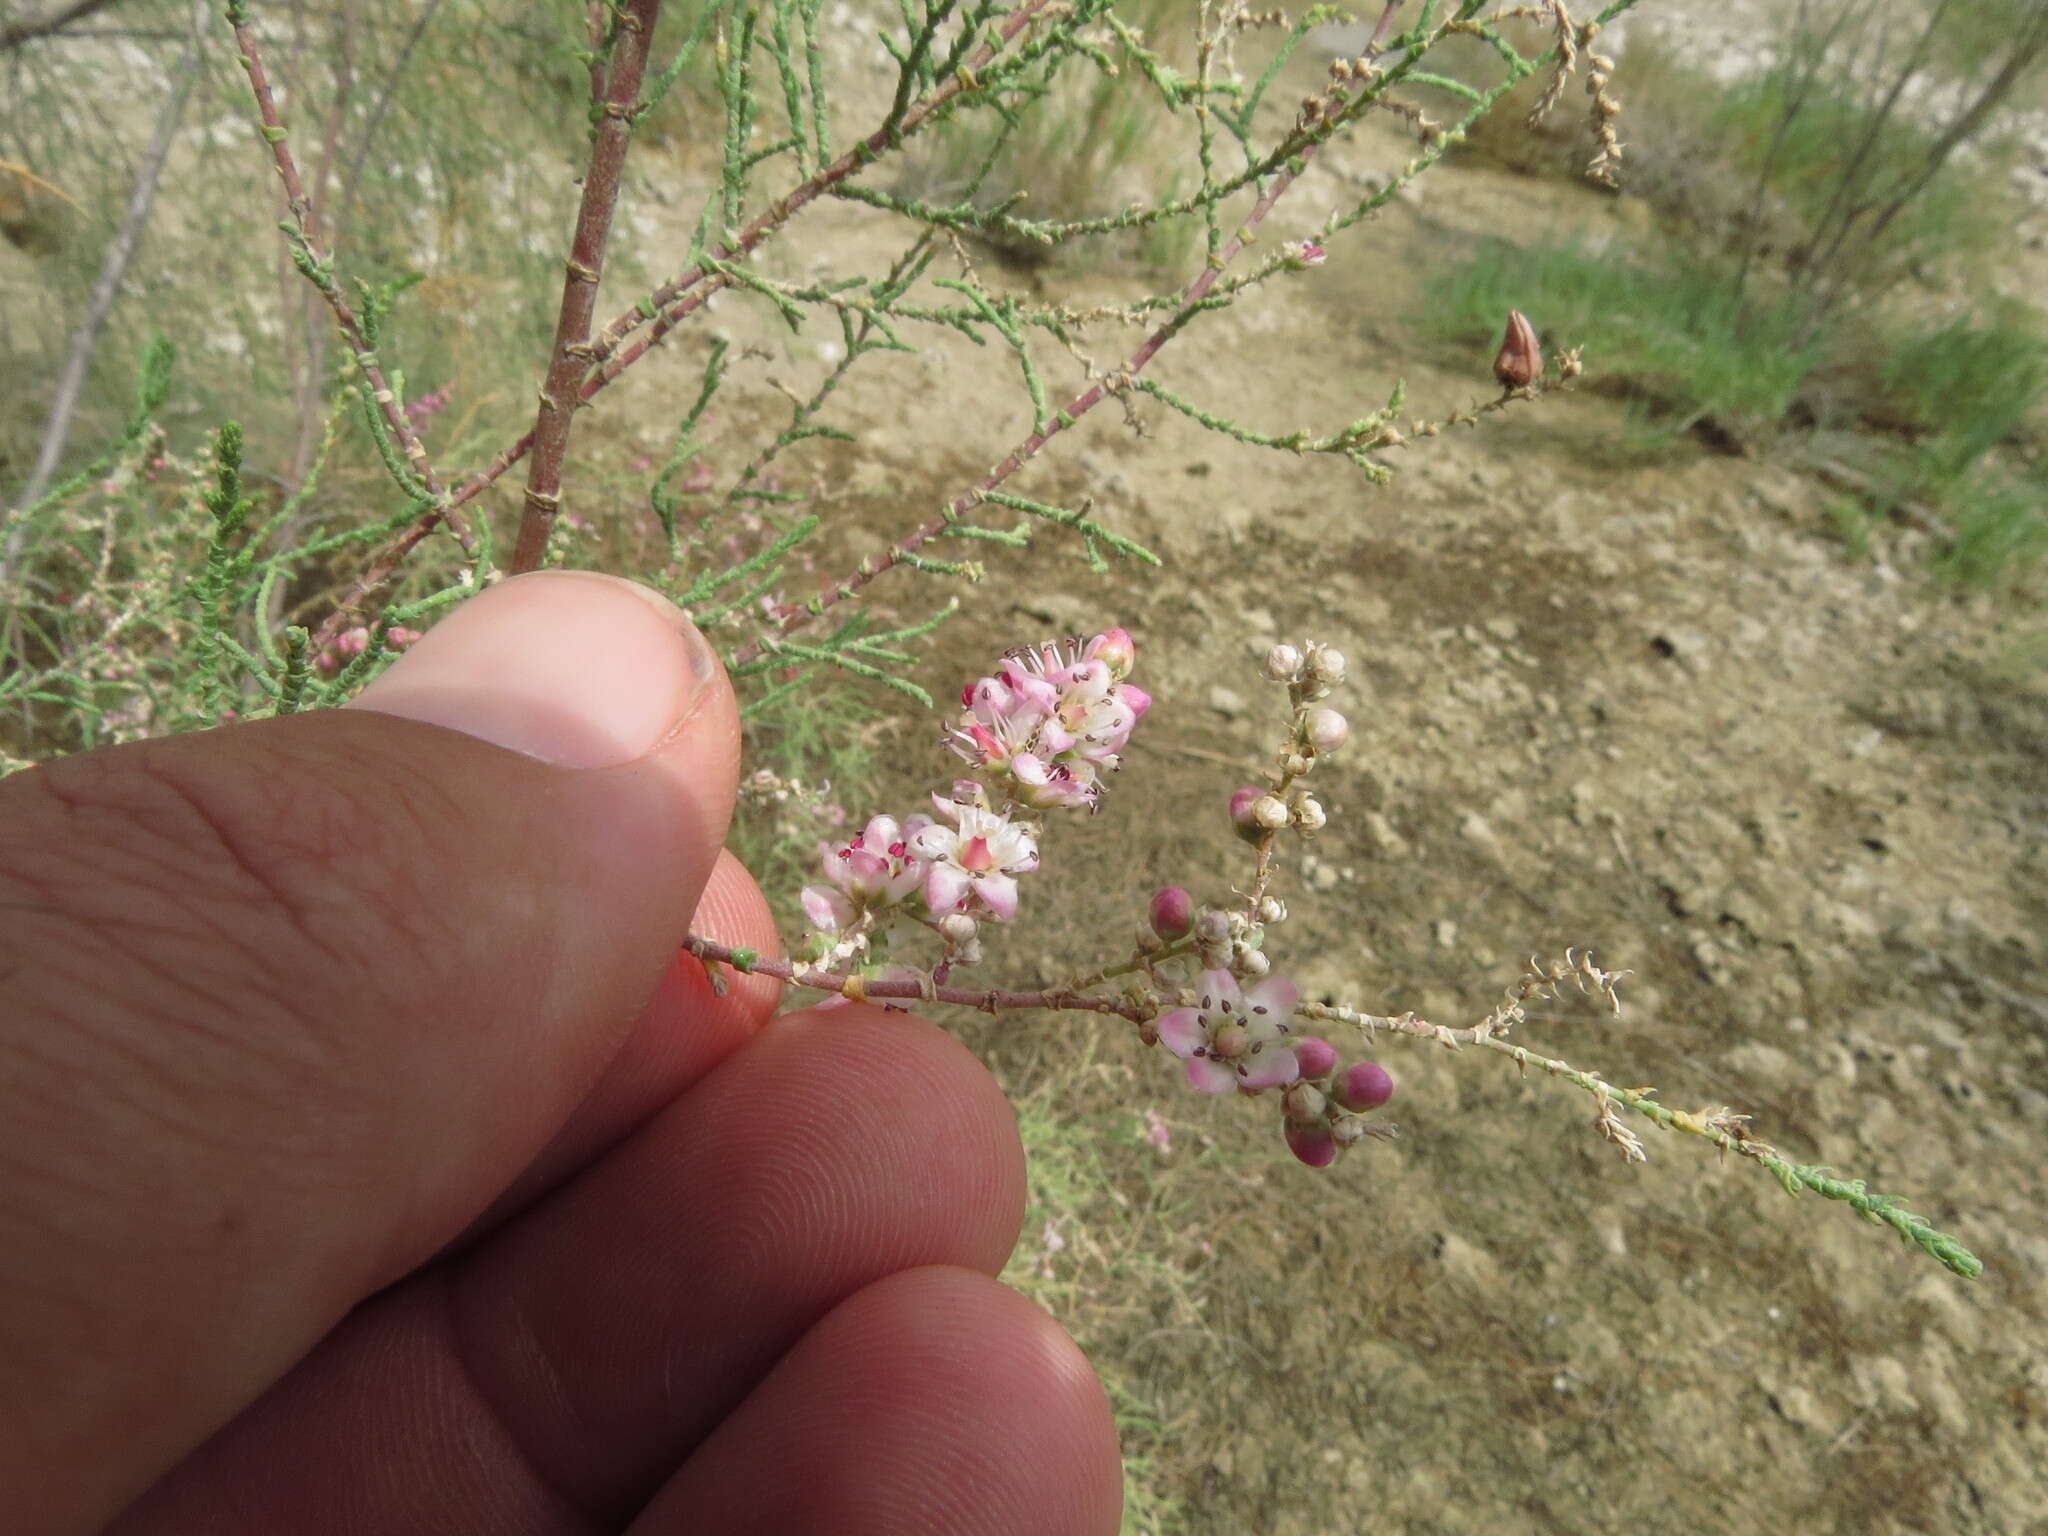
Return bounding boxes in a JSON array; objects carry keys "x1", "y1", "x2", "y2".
[
  {"x1": 1197, "y1": 969, "x2": 1243, "y2": 1022},
  {"x1": 1242, "y1": 975, "x2": 1299, "y2": 1027},
  {"x1": 926, "y1": 862, "x2": 971, "y2": 915},
  {"x1": 1156, "y1": 1007, "x2": 1204, "y2": 1058},
  {"x1": 1186, "y1": 1056, "x2": 1238, "y2": 1095},
  {"x1": 800, "y1": 885, "x2": 852, "y2": 932},
  {"x1": 975, "y1": 871, "x2": 1019, "y2": 921},
  {"x1": 909, "y1": 824, "x2": 953, "y2": 860},
  {"x1": 1239, "y1": 1046, "x2": 1302, "y2": 1090}
]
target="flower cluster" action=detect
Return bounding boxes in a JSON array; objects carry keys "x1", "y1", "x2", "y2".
[
  {"x1": 797, "y1": 630, "x2": 1146, "y2": 957},
  {"x1": 945, "y1": 629, "x2": 1149, "y2": 812},
  {"x1": 1151, "y1": 967, "x2": 1397, "y2": 1165}
]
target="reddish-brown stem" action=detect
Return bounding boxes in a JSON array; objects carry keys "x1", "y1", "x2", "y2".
[
  {"x1": 511, "y1": 0, "x2": 664, "y2": 575},
  {"x1": 231, "y1": 9, "x2": 479, "y2": 658},
  {"x1": 727, "y1": 99, "x2": 1337, "y2": 667},
  {"x1": 581, "y1": 0, "x2": 1056, "y2": 372},
  {"x1": 317, "y1": 0, "x2": 1057, "y2": 626},
  {"x1": 683, "y1": 935, "x2": 1153, "y2": 1024}
]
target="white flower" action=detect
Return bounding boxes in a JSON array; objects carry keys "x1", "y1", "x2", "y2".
[{"x1": 909, "y1": 798, "x2": 1040, "y2": 921}]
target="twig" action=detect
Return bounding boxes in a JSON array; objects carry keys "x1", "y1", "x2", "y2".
[
  {"x1": 509, "y1": 0, "x2": 664, "y2": 575},
  {"x1": 436, "y1": 0, "x2": 1059, "y2": 520},
  {"x1": 0, "y1": 0, "x2": 122, "y2": 52},
  {"x1": 0, "y1": 0, "x2": 202, "y2": 584},
  {"x1": 727, "y1": 66, "x2": 1347, "y2": 666},
  {"x1": 682, "y1": 934, "x2": 1152, "y2": 1022},
  {"x1": 223, "y1": 0, "x2": 474, "y2": 645}
]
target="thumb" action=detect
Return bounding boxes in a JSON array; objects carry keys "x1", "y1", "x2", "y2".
[{"x1": 0, "y1": 571, "x2": 741, "y2": 1534}]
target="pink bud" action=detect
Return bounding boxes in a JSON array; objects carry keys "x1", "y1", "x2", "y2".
[
  {"x1": 1334, "y1": 1061, "x2": 1394, "y2": 1112},
  {"x1": 1149, "y1": 886, "x2": 1195, "y2": 939},
  {"x1": 1091, "y1": 627, "x2": 1136, "y2": 678},
  {"x1": 1285, "y1": 1121, "x2": 1339, "y2": 1168},
  {"x1": 1292, "y1": 1036, "x2": 1339, "y2": 1078},
  {"x1": 385, "y1": 626, "x2": 424, "y2": 650},
  {"x1": 1230, "y1": 786, "x2": 1265, "y2": 842}
]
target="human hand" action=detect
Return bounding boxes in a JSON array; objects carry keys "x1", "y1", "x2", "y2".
[{"x1": 0, "y1": 572, "x2": 1120, "y2": 1534}]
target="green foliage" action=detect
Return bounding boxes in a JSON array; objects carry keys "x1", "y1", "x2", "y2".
[
  {"x1": 900, "y1": 0, "x2": 1201, "y2": 273},
  {"x1": 1710, "y1": 62, "x2": 2009, "y2": 288}
]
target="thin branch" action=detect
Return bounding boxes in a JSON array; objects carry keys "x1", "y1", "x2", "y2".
[
  {"x1": 682, "y1": 935, "x2": 1151, "y2": 1023},
  {"x1": 321, "y1": 0, "x2": 1060, "y2": 612},
  {"x1": 0, "y1": 0, "x2": 202, "y2": 583},
  {"x1": 508, "y1": 0, "x2": 664, "y2": 574},
  {"x1": 0, "y1": 0, "x2": 123, "y2": 52},
  {"x1": 727, "y1": 72, "x2": 1348, "y2": 665},
  {"x1": 223, "y1": 1, "x2": 472, "y2": 614}
]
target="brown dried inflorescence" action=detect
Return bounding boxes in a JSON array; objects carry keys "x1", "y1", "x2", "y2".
[{"x1": 1492, "y1": 309, "x2": 1545, "y2": 390}]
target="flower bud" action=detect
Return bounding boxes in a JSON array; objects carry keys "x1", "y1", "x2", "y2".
[
  {"x1": 1285, "y1": 1121, "x2": 1339, "y2": 1168},
  {"x1": 1305, "y1": 708, "x2": 1350, "y2": 753},
  {"x1": 1306, "y1": 646, "x2": 1347, "y2": 688},
  {"x1": 1492, "y1": 308, "x2": 1544, "y2": 390},
  {"x1": 1230, "y1": 785, "x2": 1266, "y2": 841},
  {"x1": 1263, "y1": 643, "x2": 1302, "y2": 682},
  {"x1": 1283, "y1": 1081, "x2": 1328, "y2": 1122},
  {"x1": 1330, "y1": 1113, "x2": 1370, "y2": 1147},
  {"x1": 1257, "y1": 896, "x2": 1287, "y2": 925},
  {"x1": 1091, "y1": 626, "x2": 1137, "y2": 679},
  {"x1": 1283, "y1": 754, "x2": 1312, "y2": 778},
  {"x1": 938, "y1": 912, "x2": 978, "y2": 944},
  {"x1": 1237, "y1": 947, "x2": 1271, "y2": 977},
  {"x1": 1195, "y1": 909, "x2": 1232, "y2": 946},
  {"x1": 1292, "y1": 1036, "x2": 1340, "y2": 1078},
  {"x1": 1252, "y1": 795, "x2": 1290, "y2": 831},
  {"x1": 1334, "y1": 1060, "x2": 1394, "y2": 1111},
  {"x1": 1149, "y1": 885, "x2": 1196, "y2": 939},
  {"x1": 1294, "y1": 797, "x2": 1327, "y2": 833}
]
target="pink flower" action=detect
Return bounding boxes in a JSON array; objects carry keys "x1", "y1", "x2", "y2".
[
  {"x1": 946, "y1": 630, "x2": 1149, "y2": 811},
  {"x1": 799, "y1": 814, "x2": 933, "y2": 932},
  {"x1": 1156, "y1": 970, "x2": 1302, "y2": 1095},
  {"x1": 909, "y1": 797, "x2": 1039, "y2": 921}
]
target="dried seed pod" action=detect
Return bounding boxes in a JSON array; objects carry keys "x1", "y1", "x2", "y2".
[{"x1": 1492, "y1": 309, "x2": 1544, "y2": 390}]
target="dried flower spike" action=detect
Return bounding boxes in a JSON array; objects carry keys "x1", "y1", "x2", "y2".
[{"x1": 1492, "y1": 310, "x2": 1544, "y2": 390}]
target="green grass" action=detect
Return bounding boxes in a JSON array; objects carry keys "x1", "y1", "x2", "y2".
[
  {"x1": 1428, "y1": 238, "x2": 2048, "y2": 589},
  {"x1": 1425, "y1": 236, "x2": 1824, "y2": 449}
]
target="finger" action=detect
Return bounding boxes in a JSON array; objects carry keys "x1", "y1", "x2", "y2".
[
  {"x1": 632, "y1": 1267, "x2": 1122, "y2": 1536},
  {"x1": 110, "y1": 1004, "x2": 1030, "y2": 1534},
  {"x1": 0, "y1": 571, "x2": 740, "y2": 1533},
  {"x1": 455, "y1": 848, "x2": 785, "y2": 1243}
]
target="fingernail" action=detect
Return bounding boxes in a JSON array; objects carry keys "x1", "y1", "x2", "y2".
[{"x1": 350, "y1": 572, "x2": 721, "y2": 768}]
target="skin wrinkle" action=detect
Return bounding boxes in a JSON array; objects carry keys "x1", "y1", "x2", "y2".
[{"x1": 435, "y1": 1268, "x2": 605, "y2": 1534}]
